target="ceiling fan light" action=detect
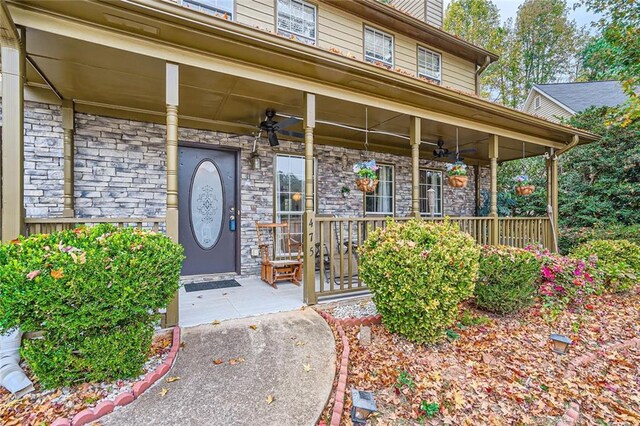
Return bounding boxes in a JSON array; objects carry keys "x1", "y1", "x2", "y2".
[{"x1": 267, "y1": 129, "x2": 279, "y2": 147}]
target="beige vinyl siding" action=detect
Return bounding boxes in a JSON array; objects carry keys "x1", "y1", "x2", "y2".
[
  {"x1": 236, "y1": 0, "x2": 275, "y2": 30},
  {"x1": 391, "y1": 0, "x2": 426, "y2": 21},
  {"x1": 318, "y1": 3, "x2": 363, "y2": 60},
  {"x1": 426, "y1": 0, "x2": 443, "y2": 27},
  {"x1": 523, "y1": 94, "x2": 573, "y2": 123},
  {"x1": 441, "y1": 52, "x2": 475, "y2": 92},
  {"x1": 395, "y1": 34, "x2": 417, "y2": 71}
]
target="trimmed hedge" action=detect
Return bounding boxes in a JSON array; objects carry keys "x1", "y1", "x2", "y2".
[
  {"x1": 559, "y1": 224, "x2": 640, "y2": 254},
  {"x1": 475, "y1": 246, "x2": 540, "y2": 314},
  {"x1": 0, "y1": 224, "x2": 184, "y2": 388},
  {"x1": 571, "y1": 239, "x2": 640, "y2": 293},
  {"x1": 358, "y1": 219, "x2": 480, "y2": 344}
]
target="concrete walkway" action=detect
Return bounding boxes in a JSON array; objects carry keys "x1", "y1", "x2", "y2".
[{"x1": 101, "y1": 309, "x2": 336, "y2": 426}]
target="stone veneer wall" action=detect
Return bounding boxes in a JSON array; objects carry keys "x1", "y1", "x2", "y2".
[{"x1": 7, "y1": 101, "x2": 489, "y2": 275}]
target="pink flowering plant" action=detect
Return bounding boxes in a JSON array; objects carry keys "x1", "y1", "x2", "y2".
[{"x1": 524, "y1": 245, "x2": 604, "y2": 319}]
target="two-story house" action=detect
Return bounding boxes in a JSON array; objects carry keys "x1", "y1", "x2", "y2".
[{"x1": 0, "y1": 0, "x2": 598, "y2": 326}]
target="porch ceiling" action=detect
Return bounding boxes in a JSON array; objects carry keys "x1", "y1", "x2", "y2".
[{"x1": 16, "y1": 26, "x2": 548, "y2": 163}]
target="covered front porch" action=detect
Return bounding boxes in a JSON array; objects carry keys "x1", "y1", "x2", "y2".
[{"x1": 0, "y1": 0, "x2": 597, "y2": 327}]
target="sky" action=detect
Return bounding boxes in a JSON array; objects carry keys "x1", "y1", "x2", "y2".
[{"x1": 443, "y1": 0, "x2": 601, "y2": 28}]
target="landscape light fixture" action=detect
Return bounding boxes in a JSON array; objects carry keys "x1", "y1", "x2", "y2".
[
  {"x1": 350, "y1": 389, "x2": 377, "y2": 424},
  {"x1": 550, "y1": 334, "x2": 572, "y2": 355}
]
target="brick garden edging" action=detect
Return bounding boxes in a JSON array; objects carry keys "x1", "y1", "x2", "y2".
[
  {"x1": 316, "y1": 310, "x2": 381, "y2": 426},
  {"x1": 557, "y1": 401, "x2": 581, "y2": 426},
  {"x1": 50, "y1": 327, "x2": 181, "y2": 426}
]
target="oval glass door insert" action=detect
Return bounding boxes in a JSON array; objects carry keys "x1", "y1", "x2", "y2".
[{"x1": 190, "y1": 159, "x2": 224, "y2": 249}]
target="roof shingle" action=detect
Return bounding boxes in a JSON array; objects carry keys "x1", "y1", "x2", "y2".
[{"x1": 534, "y1": 80, "x2": 629, "y2": 113}]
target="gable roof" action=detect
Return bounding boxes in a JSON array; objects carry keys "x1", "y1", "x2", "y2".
[{"x1": 533, "y1": 81, "x2": 629, "y2": 113}]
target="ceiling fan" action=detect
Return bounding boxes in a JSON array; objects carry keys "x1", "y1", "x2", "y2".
[
  {"x1": 432, "y1": 130, "x2": 477, "y2": 160},
  {"x1": 257, "y1": 108, "x2": 304, "y2": 147}
]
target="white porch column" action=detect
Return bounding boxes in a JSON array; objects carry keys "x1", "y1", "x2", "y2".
[
  {"x1": 302, "y1": 93, "x2": 316, "y2": 305},
  {"x1": 1, "y1": 26, "x2": 25, "y2": 242},
  {"x1": 546, "y1": 148, "x2": 559, "y2": 252},
  {"x1": 488, "y1": 135, "x2": 499, "y2": 245},
  {"x1": 410, "y1": 116, "x2": 421, "y2": 219},
  {"x1": 165, "y1": 62, "x2": 180, "y2": 327},
  {"x1": 62, "y1": 100, "x2": 75, "y2": 217}
]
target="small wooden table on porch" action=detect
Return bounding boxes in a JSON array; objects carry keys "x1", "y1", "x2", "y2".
[{"x1": 256, "y1": 222, "x2": 303, "y2": 288}]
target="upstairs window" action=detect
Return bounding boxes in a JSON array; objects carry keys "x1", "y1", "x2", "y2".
[
  {"x1": 417, "y1": 46, "x2": 441, "y2": 82},
  {"x1": 534, "y1": 95, "x2": 541, "y2": 109},
  {"x1": 180, "y1": 0, "x2": 234, "y2": 19},
  {"x1": 277, "y1": 0, "x2": 317, "y2": 45},
  {"x1": 364, "y1": 26, "x2": 394, "y2": 68}
]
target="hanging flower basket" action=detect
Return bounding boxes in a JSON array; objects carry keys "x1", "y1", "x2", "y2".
[
  {"x1": 514, "y1": 175, "x2": 535, "y2": 196},
  {"x1": 353, "y1": 160, "x2": 379, "y2": 193},
  {"x1": 446, "y1": 161, "x2": 468, "y2": 188}
]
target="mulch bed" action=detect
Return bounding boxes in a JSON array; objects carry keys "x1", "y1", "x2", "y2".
[
  {"x1": 329, "y1": 290, "x2": 640, "y2": 425},
  {"x1": 0, "y1": 330, "x2": 173, "y2": 426}
]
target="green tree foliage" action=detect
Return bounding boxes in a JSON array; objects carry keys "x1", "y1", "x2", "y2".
[
  {"x1": 577, "y1": 0, "x2": 640, "y2": 125},
  {"x1": 559, "y1": 106, "x2": 640, "y2": 227}
]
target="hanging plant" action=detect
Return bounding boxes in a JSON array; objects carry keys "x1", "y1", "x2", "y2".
[
  {"x1": 353, "y1": 160, "x2": 379, "y2": 193},
  {"x1": 514, "y1": 174, "x2": 535, "y2": 196},
  {"x1": 447, "y1": 161, "x2": 468, "y2": 188}
]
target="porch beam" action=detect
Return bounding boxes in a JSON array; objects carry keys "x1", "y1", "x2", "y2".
[
  {"x1": 62, "y1": 100, "x2": 74, "y2": 217},
  {"x1": 10, "y1": 6, "x2": 570, "y2": 150},
  {"x1": 410, "y1": 116, "x2": 421, "y2": 218},
  {"x1": 165, "y1": 62, "x2": 179, "y2": 327},
  {"x1": 488, "y1": 135, "x2": 499, "y2": 245},
  {"x1": 1, "y1": 17, "x2": 25, "y2": 242},
  {"x1": 303, "y1": 93, "x2": 317, "y2": 305}
]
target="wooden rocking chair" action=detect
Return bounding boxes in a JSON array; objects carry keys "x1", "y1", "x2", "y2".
[{"x1": 256, "y1": 222, "x2": 303, "y2": 288}]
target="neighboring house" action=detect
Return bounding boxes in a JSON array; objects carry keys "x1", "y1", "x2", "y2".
[
  {"x1": 522, "y1": 80, "x2": 629, "y2": 123},
  {"x1": 0, "y1": 0, "x2": 598, "y2": 326}
]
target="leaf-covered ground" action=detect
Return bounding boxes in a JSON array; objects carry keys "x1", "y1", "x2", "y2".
[
  {"x1": 338, "y1": 291, "x2": 640, "y2": 425},
  {"x1": 0, "y1": 331, "x2": 172, "y2": 426}
]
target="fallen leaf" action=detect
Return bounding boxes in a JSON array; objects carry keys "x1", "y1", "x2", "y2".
[
  {"x1": 303, "y1": 363, "x2": 312, "y2": 372},
  {"x1": 51, "y1": 269, "x2": 64, "y2": 279},
  {"x1": 159, "y1": 388, "x2": 169, "y2": 397},
  {"x1": 166, "y1": 376, "x2": 181, "y2": 383},
  {"x1": 179, "y1": 341, "x2": 186, "y2": 350},
  {"x1": 229, "y1": 357, "x2": 245, "y2": 365},
  {"x1": 213, "y1": 358, "x2": 224, "y2": 365},
  {"x1": 295, "y1": 341, "x2": 306, "y2": 347},
  {"x1": 249, "y1": 325, "x2": 258, "y2": 330},
  {"x1": 266, "y1": 394, "x2": 275, "y2": 404},
  {"x1": 212, "y1": 320, "x2": 221, "y2": 325}
]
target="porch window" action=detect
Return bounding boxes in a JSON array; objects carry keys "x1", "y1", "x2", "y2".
[
  {"x1": 417, "y1": 46, "x2": 441, "y2": 82},
  {"x1": 365, "y1": 164, "x2": 394, "y2": 215},
  {"x1": 277, "y1": 0, "x2": 317, "y2": 45},
  {"x1": 275, "y1": 154, "x2": 314, "y2": 253},
  {"x1": 180, "y1": 0, "x2": 234, "y2": 19},
  {"x1": 419, "y1": 169, "x2": 443, "y2": 217},
  {"x1": 364, "y1": 27, "x2": 394, "y2": 68}
]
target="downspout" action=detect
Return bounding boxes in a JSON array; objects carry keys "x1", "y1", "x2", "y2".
[
  {"x1": 0, "y1": 329, "x2": 34, "y2": 397},
  {"x1": 475, "y1": 55, "x2": 492, "y2": 95}
]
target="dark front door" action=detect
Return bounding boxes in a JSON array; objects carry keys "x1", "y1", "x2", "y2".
[{"x1": 179, "y1": 145, "x2": 240, "y2": 275}]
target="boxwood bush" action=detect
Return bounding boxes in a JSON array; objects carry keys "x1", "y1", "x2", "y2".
[
  {"x1": 358, "y1": 219, "x2": 480, "y2": 344},
  {"x1": 0, "y1": 224, "x2": 184, "y2": 388},
  {"x1": 474, "y1": 246, "x2": 540, "y2": 314},
  {"x1": 571, "y1": 239, "x2": 640, "y2": 293}
]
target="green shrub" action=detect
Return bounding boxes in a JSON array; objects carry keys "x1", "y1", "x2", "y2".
[
  {"x1": 474, "y1": 246, "x2": 540, "y2": 314},
  {"x1": 559, "y1": 224, "x2": 640, "y2": 254},
  {"x1": 358, "y1": 219, "x2": 480, "y2": 344},
  {"x1": 0, "y1": 224, "x2": 184, "y2": 388},
  {"x1": 571, "y1": 239, "x2": 640, "y2": 293}
]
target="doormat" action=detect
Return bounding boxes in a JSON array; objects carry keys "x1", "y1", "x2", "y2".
[{"x1": 184, "y1": 280, "x2": 241, "y2": 293}]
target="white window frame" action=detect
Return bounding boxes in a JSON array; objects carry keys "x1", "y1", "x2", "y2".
[
  {"x1": 179, "y1": 0, "x2": 234, "y2": 19},
  {"x1": 364, "y1": 26, "x2": 394, "y2": 68},
  {"x1": 534, "y1": 95, "x2": 541, "y2": 109},
  {"x1": 276, "y1": 0, "x2": 317, "y2": 45},
  {"x1": 419, "y1": 169, "x2": 443, "y2": 217},
  {"x1": 365, "y1": 164, "x2": 395, "y2": 216},
  {"x1": 417, "y1": 46, "x2": 441, "y2": 83},
  {"x1": 274, "y1": 154, "x2": 316, "y2": 254}
]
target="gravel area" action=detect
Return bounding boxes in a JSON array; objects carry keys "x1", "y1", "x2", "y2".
[{"x1": 331, "y1": 300, "x2": 377, "y2": 319}]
